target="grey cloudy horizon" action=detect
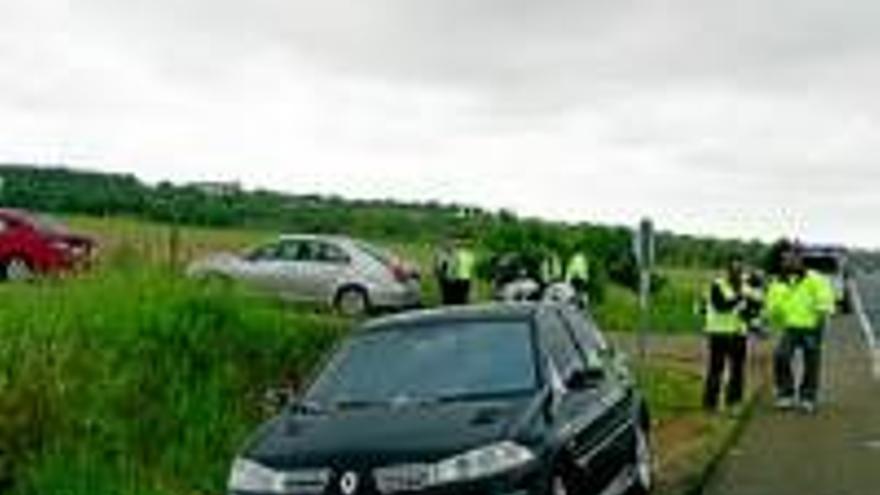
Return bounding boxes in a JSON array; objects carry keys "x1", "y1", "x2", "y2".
[{"x1": 2, "y1": 1, "x2": 880, "y2": 247}]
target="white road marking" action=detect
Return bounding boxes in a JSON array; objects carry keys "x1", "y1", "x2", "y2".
[{"x1": 849, "y1": 279, "x2": 880, "y2": 380}]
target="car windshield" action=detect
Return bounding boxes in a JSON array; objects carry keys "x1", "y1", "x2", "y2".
[
  {"x1": 803, "y1": 255, "x2": 841, "y2": 275},
  {"x1": 305, "y1": 319, "x2": 536, "y2": 408}
]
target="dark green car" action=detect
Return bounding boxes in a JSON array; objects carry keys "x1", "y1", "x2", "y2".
[{"x1": 229, "y1": 303, "x2": 653, "y2": 495}]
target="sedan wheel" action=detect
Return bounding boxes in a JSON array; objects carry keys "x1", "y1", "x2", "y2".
[
  {"x1": 551, "y1": 474, "x2": 569, "y2": 495},
  {"x1": 5, "y1": 257, "x2": 33, "y2": 281},
  {"x1": 336, "y1": 288, "x2": 369, "y2": 317},
  {"x1": 629, "y1": 426, "x2": 653, "y2": 494}
]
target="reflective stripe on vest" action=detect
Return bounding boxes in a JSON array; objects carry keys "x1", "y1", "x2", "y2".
[{"x1": 705, "y1": 278, "x2": 746, "y2": 335}]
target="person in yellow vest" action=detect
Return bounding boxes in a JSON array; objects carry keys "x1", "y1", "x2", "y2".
[
  {"x1": 433, "y1": 241, "x2": 456, "y2": 305},
  {"x1": 447, "y1": 239, "x2": 476, "y2": 305},
  {"x1": 765, "y1": 241, "x2": 835, "y2": 413},
  {"x1": 565, "y1": 252, "x2": 590, "y2": 307},
  {"x1": 540, "y1": 251, "x2": 564, "y2": 287},
  {"x1": 703, "y1": 255, "x2": 749, "y2": 412}
]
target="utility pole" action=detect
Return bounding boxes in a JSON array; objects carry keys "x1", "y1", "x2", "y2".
[{"x1": 633, "y1": 218, "x2": 655, "y2": 365}]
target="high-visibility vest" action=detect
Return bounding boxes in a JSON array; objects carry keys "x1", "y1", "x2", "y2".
[
  {"x1": 704, "y1": 278, "x2": 747, "y2": 335},
  {"x1": 452, "y1": 248, "x2": 476, "y2": 281},
  {"x1": 541, "y1": 255, "x2": 563, "y2": 282},
  {"x1": 765, "y1": 270, "x2": 835, "y2": 331},
  {"x1": 565, "y1": 253, "x2": 590, "y2": 282}
]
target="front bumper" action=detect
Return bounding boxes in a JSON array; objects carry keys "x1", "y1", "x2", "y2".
[{"x1": 230, "y1": 463, "x2": 547, "y2": 495}]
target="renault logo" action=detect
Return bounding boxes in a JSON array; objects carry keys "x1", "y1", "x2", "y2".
[{"x1": 339, "y1": 471, "x2": 359, "y2": 495}]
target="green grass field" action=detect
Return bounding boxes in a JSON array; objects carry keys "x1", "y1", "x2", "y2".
[{"x1": 0, "y1": 215, "x2": 711, "y2": 494}]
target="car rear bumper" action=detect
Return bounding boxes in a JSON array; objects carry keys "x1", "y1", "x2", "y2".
[{"x1": 370, "y1": 281, "x2": 422, "y2": 309}]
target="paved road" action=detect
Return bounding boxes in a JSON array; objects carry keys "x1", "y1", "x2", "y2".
[
  {"x1": 854, "y1": 273, "x2": 880, "y2": 344},
  {"x1": 704, "y1": 281, "x2": 880, "y2": 495}
]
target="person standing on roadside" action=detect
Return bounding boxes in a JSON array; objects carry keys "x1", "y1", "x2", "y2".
[
  {"x1": 565, "y1": 251, "x2": 590, "y2": 308},
  {"x1": 447, "y1": 237, "x2": 476, "y2": 305},
  {"x1": 702, "y1": 255, "x2": 750, "y2": 414},
  {"x1": 434, "y1": 241, "x2": 456, "y2": 305},
  {"x1": 540, "y1": 250, "x2": 564, "y2": 289},
  {"x1": 765, "y1": 241, "x2": 836, "y2": 414}
]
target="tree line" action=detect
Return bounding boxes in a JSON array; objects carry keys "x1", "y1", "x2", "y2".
[{"x1": 0, "y1": 164, "x2": 782, "y2": 284}]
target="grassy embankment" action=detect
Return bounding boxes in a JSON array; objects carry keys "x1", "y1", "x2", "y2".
[{"x1": 0, "y1": 216, "x2": 725, "y2": 494}]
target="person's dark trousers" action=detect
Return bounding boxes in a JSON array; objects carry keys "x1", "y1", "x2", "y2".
[
  {"x1": 568, "y1": 277, "x2": 588, "y2": 308},
  {"x1": 439, "y1": 277, "x2": 455, "y2": 305},
  {"x1": 703, "y1": 334, "x2": 748, "y2": 410},
  {"x1": 774, "y1": 328, "x2": 824, "y2": 402},
  {"x1": 447, "y1": 279, "x2": 472, "y2": 305}
]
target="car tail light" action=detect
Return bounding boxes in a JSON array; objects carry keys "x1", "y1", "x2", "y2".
[
  {"x1": 390, "y1": 262, "x2": 409, "y2": 282},
  {"x1": 51, "y1": 240, "x2": 73, "y2": 252},
  {"x1": 51, "y1": 239, "x2": 92, "y2": 260}
]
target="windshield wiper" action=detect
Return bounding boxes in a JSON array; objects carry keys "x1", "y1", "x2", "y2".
[{"x1": 332, "y1": 396, "x2": 437, "y2": 410}]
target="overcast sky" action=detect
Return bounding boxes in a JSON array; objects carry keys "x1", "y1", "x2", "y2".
[{"x1": 2, "y1": 1, "x2": 879, "y2": 246}]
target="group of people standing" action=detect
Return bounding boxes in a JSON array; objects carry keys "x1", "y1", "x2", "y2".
[
  {"x1": 433, "y1": 238, "x2": 591, "y2": 307},
  {"x1": 702, "y1": 240, "x2": 836, "y2": 415},
  {"x1": 433, "y1": 236, "x2": 834, "y2": 415}
]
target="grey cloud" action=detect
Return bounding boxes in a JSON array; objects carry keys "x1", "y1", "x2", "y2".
[
  {"x1": 74, "y1": 1, "x2": 880, "y2": 96},
  {"x1": 4, "y1": 1, "x2": 880, "y2": 245}
]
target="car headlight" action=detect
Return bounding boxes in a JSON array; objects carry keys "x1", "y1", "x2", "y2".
[
  {"x1": 229, "y1": 458, "x2": 279, "y2": 493},
  {"x1": 374, "y1": 442, "x2": 535, "y2": 494},
  {"x1": 432, "y1": 441, "x2": 535, "y2": 485},
  {"x1": 228, "y1": 458, "x2": 330, "y2": 494}
]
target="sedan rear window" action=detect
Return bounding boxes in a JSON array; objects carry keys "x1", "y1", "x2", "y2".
[
  {"x1": 306, "y1": 320, "x2": 536, "y2": 406},
  {"x1": 356, "y1": 241, "x2": 397, "y2": 266}
]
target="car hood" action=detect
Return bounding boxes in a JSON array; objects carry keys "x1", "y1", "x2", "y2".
[{"x1": 246, "y1": 397, "x2": 538, "y2": 470}]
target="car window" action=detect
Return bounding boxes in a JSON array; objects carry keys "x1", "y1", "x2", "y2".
[
  {"x1": 313, "y1": 242, "x2": 350, "y2": 264},
  {"x1": 248, "y1": 242, "x2": 281, "y2": 261},
  {"x1": 803, "y1": 255, "x2": 841, "y2": 275},
  {"x1": 306, "y1": 320, "x2": 536, "y2": 405},
  {"x1": 356, "y1": 241, "x2": 397, "y2": 266},
  {"x1": 539, "y1": 310, "x2": 584, "y2": 378},
  {"x1": 276, "y1": 240, "x2": 310, "y2": 261}
]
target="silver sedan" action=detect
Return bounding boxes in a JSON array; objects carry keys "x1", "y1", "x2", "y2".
[{"x1": 187, "y1": 234, "x2": 422, "y2": 315}]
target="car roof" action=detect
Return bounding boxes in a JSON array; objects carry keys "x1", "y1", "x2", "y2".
[
  {"x1": 0, "y1": 208, "x2": 31, "y2": 221},
  {"x1": 277, "y1": 233, "x2": 355, "y2": 244},
  {"x1": 360, "y1": 303, "x2": 549, "y2": 333}
]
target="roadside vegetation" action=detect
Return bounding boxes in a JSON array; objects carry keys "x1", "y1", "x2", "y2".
[
  {"x1": 0, "y1": 264, "x2": 346, "y2": 494},
  {"x1": 0, "y1": 216, "x2": 734, "y2": 495},
  {"x1": 0, "y1": 166, "x2": 773, "y2": 495}
]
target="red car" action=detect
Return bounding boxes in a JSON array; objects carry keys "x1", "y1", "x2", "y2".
[{"x1": 0, "y1": 209, "x2": 95, "y2": 281}]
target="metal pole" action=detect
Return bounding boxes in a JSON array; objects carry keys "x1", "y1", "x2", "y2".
[{"x1": 638, "y1": 269, "x2": 651, "y2": 365}]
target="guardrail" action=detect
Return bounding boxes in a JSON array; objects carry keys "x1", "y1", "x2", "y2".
[{"x1": 849, "y1": 277, "x2": 880, "y2": 379}]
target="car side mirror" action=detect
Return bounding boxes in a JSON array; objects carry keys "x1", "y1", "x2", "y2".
[
  {"x1": 565, "y1": 367, "x2": 604, "y2": 391},
  {"x1": 262, "y1": 386, "x2": 295, "y2": 416}
]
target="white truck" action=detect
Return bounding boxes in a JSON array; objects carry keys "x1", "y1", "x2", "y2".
[{"x1": 802, "y1": 246, "x2": 852, "y2": 313}]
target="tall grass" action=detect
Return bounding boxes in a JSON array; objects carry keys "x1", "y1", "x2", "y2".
[
  {"x1": 594, "y1": 268, "x2": 713, "y2": 333},
  {"x1": 0, "y1": 268, "x2": 346, "y2": 495}
]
